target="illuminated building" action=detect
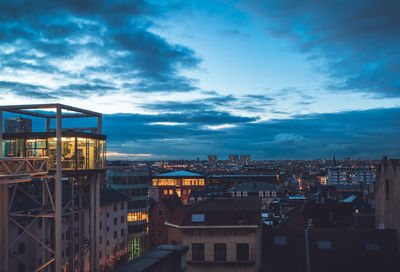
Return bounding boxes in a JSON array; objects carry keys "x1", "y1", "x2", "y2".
[
  {"x1": 327, "y1": 166, "x2": 375, "y2": 185},
  {"x1": 5, "y1": 117, "x2": 32, "y2": 133},
  {"x1": 107, "y1": 166, "x2": 149, "y2": 260},
  {"x1": 0, "y1": 104, "x2": 106, "y2": 272},
  {"x1": 152, "y1": 170, "x2": 205, "y2": 204}
]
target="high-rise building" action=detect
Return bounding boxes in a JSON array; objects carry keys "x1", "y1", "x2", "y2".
[
  {"x1": 240, "y1": 154, "x2": 251, "y2": 162},
  {"x1": 228, "y1": 154, "x2": 239, "y2": 162},
  {"x1": 5, "y1": 117, "x2": 32, "y2": 133},
  {"x1": 107, "y1": 166, "x2": 150, "y2": 260}
]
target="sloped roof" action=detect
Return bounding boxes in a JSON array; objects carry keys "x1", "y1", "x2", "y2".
[{"x1": 156, "y1": 170, "x2": 202, "y2": 177}]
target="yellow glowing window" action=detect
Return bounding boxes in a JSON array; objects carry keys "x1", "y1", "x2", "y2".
[
  {"x1": 169, "y1": 189, "x2": 173, "y2": 195},
  {"x1": 163, "y1": 190, "x2": 168, "y2": 195},
  {"x1": 127, "y1": 212, "x2": 148, "y2": 222}
]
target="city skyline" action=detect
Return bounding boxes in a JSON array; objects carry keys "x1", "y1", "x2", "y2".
[{"x1": 1, "y1": 1, "x2": 399, "y2": 159}]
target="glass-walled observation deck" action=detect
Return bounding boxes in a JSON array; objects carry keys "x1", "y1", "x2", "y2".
[{"x1": 2, "y1": 131, "x2": 106, "y2": 171}]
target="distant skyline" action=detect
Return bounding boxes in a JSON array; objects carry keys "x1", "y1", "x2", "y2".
[{"x1": 1, "y1": 1, "x2": 399, "y2": 160}]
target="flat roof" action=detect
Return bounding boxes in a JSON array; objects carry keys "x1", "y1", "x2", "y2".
[{"x1": 155, "y1": 170, "x2": 202, "y2": 177}]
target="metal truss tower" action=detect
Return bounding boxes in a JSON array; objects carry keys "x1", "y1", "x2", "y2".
[{"x1": 0, "y1": 104, "x2": 105, "y2": 272}]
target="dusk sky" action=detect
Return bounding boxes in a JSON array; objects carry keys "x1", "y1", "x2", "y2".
[{"x1": 1, "y1": 0, "x2": 400, "y2": 160}]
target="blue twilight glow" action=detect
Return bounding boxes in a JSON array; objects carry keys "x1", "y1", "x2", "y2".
[{"x1": 0, "y1": 0, "x2": 399, "y2": 159}]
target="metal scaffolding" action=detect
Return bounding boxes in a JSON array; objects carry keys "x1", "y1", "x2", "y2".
[{"x1": 0, "y1": 104, "x2": 104, "y2": 272}]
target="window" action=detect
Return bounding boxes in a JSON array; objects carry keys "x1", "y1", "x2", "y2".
[
  {"x1": 121, "y1": 216, "x2": 124, "y2": 223},
  {"x1": 158, "y1": 230, "x2": 162, "y2": 239},
  {"x1": 191, "y1": 214, "x2": 205, "y2": 223},
  {"x1": 192, "y1": 243, "x2": 204, "y2": 261},
  {"x1": 114, "y1": 217, "x2": 117, "y2": 225},
  {"x1": 121, "y1": 229, "x2": 125, "y2": 236},
  {"x1": 99, "y1": 251, "x2": 102, "y2": 259},
  {"x1": 106, "y1": 240, "x2": 109, "y2": 246},
  {"x1": 18, "y1": 243, "x2": 25, "y2": 255},
  {"x1": 169, "y1": 189, "x2": 173, "y2": 195},
  {"x1": 214, "y1": 243, "x2": 226, "y2": 261},
  {"x1": 106, "y1": 212, "x2": 109, "y2": 218},
  {"x1": 236, "y1": 191, "x2": 241, "y2": 196},
  {"x1": 259, "y1": 191, "x2": 264, "y2": 197},
  {"x1": 114, "y1": 231, "x2": 117, "y2": 239},
  {"x1": 273, "y1": 236, "x2": 288, "y2": 245},
  {"x1": 106, "y1": 226, "x2": 109, "y2": 232},
  {"x1": 99, "y1": 222, "x2": 102, "y2": 230},
  {"x1": 121, "y1": 203, "x2": 124, "y2": 210},
  {"x1": 236, "y1": 243, "x2": 249, "y2": 261},
  {"x1": 163, "y1": 189, "x2": 168, "y2": 195},
  {"x1": 158, "y1": 209, "x2": 163, "y2": 216},
  {"x1": 317, "y1": 240, "x2": 331, "y2": 249},
  {"x1": 114, "y1": 204, "x2": 117, "y2": 212},
  {"x1": 265, "y1": 191, "x2": 270, "y2": 197}
]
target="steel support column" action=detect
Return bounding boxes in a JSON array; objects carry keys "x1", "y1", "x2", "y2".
[
  {"x1": 90, "y1": 174, "x2": 99, "y2": 271},
  {"x1": 55, "y1": 106, "x2": 62, "y2": 272},
  {"x1": 0, "y1": 109, "x2": 8, "y2": 272}
]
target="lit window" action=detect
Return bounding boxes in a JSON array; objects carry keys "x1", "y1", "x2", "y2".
[
  {"x1": 317, "y1": 240, "x2": 331, "y2": 249},
  {"x1": 169, "y1": 189, "x2": 173, "y2": 195},
  {"x1": 127, "y1": 212, "x2": 148, "y2": 222}
]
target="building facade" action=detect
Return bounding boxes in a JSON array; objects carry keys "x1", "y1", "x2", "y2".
[
  {"x1": 327, "y1": 166, "x2": 375, "y2": 185},
  {"x1": 166, "y1": 198, "x2": 262, "y2": 272},
  {"x1": 107, "y1": 167, "x2": 150, "y2": 260},
  {"x1": 375, "y1": 158, "x2": 400, "y2": 233}
]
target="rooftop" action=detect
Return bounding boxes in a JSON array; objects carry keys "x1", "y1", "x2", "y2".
[{"x1": 228, "y1": 182, "x2": 279, "y2": 192}]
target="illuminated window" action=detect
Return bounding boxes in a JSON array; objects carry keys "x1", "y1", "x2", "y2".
[
  {"x1": 169, "y1": 189, "x2": 173, "y2": 195},
  {"x1": 127, "y1": 212, "x2": 148, "y2": 222},
  {"x1": 163, "y1": 190, "x2": 168, "y2": 195}
]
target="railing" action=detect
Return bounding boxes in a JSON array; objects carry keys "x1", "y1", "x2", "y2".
[{"x1": 0, "y1": 157, "x2": 48, "y2": 183}]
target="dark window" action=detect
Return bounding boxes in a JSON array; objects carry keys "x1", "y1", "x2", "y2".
[
  {"x1": 158, "y1": 230, "x2": 162, "y2": 239},
  {"x1": 18, "y1": 262, "x2": 25, "y2": 272},
  {"x1": 121, "y1": 216, "x2": 124, "y2": 223},
  {"x1": 121, "y1": 203, "x2": 124, "y2": 210},
  {"x1": 114, "y1": 217, "x2": 117, "y2": 225},
  {"x1": 61, "y1": 233, "x2": 64, "y2": 240},
  {"x1": 38, "y1": 220, "x2": 42, "y2": 230},
  {"x1": 18, "y1": 243, "x2": 25, "y2": 255},
  {"x1": 99, "y1": 222, "x2": 102, "y2": 230},
  {"x1": 106, "y1": 226, "x2": 109, "y2": 232},
  {"x1": 214, "y1": 243, "x2": 226, "y2": 261},
  {"x1": 38, "y1": 258, "x2": 42, "y2": 266},
  {"x1": 236, "y1": 243, "x2": 249, "y2": 261},
  {"x1": 114, "y1": 204, "x2": 117, "y2": 212},
  {"x1": 99, "y1": 251, "x2": 102, "y2": 258},
  {"x1": 99, "y1": 236, "x2": 102, "y2": 244},
  {"x1": 106, "y1": 240, "x2": 109, "y2": 246},
  {"x1": 106, "y1": 212, "x2": 109, "y2": 218},
  {"x1": 386, "y1": 179, "x2": 390, "y2": 200},
  {"x1": 114, "y1": 231, "x2": 117, "y2": 239},
  {"x1": 192, "y1": 243, "x2": 204, "y2": 261},
  {"x1": 121, "y1": 229, "x2": 125, "y2": 236},
  {"x1": 158, "y1": 209, "x2": 163, "y2": 216}
]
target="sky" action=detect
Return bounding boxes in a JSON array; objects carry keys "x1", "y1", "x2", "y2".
[{"x1": 1, "y1": 0, "x2": 400, "y2": 160}]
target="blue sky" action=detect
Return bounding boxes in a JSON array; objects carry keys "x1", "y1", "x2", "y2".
[{"x1": 1, "y1": 0, "x2": 399, "y2": 160}]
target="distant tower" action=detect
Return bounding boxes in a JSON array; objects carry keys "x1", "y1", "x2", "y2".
[{"x1": 333, "y1": 154, "x2": 336, "y2": 166}]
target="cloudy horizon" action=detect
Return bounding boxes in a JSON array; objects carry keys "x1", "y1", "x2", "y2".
[{"x1": 1, "y1": 0, "x2": 399, "y2": 160}]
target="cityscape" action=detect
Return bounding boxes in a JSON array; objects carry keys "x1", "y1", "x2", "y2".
[{"x1": 1, "y1": 1, "x2": 400, "y2": 272}]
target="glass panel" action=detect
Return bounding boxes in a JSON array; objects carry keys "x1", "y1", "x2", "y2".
[
  {"x1": 26, "y1": 139, "x2": 47, "y2": 158},
  {"x1": 77, "y1": 138, "x2": 87, "y2": 169},
  {"x1": 4, "y1": 139, "x2": 16, "y2": 157},
  {"x1": 61, "y1": 137, "x2": 75, "y2": 170}
]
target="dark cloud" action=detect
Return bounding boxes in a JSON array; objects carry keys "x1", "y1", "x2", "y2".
[
  {"x1": 242, "y1": 0, "x2": 400, "y2": 97},
  {"x1": 0, "y1": 81, "x2": 56, "y2": 99},
  {"x1": 0, "y1": 0, "x2": 200, "y2": 95},
  {"x1": 104, "y1": 107, "x2": 400, "y2": 159}
]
